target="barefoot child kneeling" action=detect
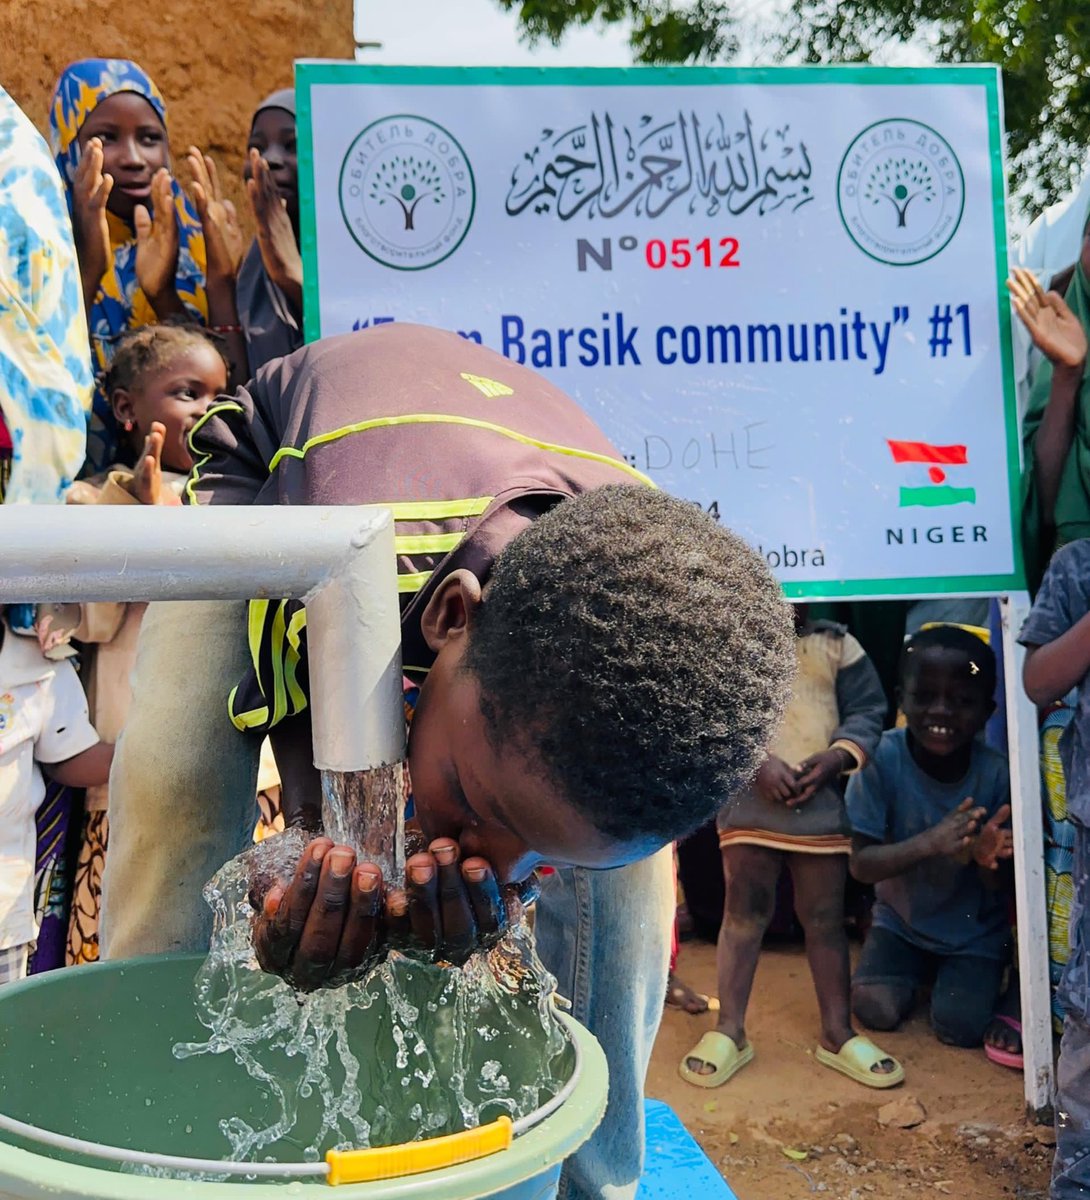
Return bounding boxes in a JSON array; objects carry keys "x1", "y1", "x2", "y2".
[
  {"x1": 680, "y1": 608, "x2": 903, "y2": 1090},
  {"x1": 848, "y1": 627, "x2": 1013, "y2": 1048}
]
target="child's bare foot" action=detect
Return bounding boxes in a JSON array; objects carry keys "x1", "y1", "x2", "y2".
[
  {"x1": 983, "y1": 1016, "x2": 1022, "y2": 1058},
  {"x1": 989, "y1": 979, "x2": 1022, "y2": 1065},
  {"x1": 983, "y1": 979, "x2": 1022, "y2": 1067},
  {"x1": 666, "y1": 972, "x2": 710, "y2": 1015}
]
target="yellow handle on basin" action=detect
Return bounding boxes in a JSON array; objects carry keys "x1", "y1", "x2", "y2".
[{"x1": 325, "y1": 1116, "x2": 514, "y2": 1185}]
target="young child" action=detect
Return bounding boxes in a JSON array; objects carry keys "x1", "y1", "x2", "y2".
[
  {"x1": 38, "y1": 323, "x2": 229, "y2": 963},
  {"x1": 0, "y1": 605, "x2": 112, "y2": 984},
  {"x1": 239, "y1": 89, "x2": 304, "y2": 375},
  {"x1": 848, "y1": 626, "x2": 1013, "y2": 1048},
  {"x1": 681, "y1": 608, "x2": 903, "y2": 1089},
  {"x1": 1019, "y1": 539, "x2": 1090, "y2": 1197},
  {"x1": 48, "y1": 58, "x2": 245, "y2": 474}
]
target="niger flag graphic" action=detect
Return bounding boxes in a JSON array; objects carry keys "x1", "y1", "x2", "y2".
[{"x1": 887, "y1": 440, "x2": 976, "y2": 508}]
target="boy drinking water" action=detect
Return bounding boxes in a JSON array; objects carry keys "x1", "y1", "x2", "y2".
[
  {"x1": 847, "y1": 627, "x2": 1013, "y2": 1048},
  {"x1": 103, "y1": 322, "x2": 793, "y2": 1200}
]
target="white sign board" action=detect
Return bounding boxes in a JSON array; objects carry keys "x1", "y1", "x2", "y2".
[{"x1": 297, "y1": 64, "x2": 1023, "y2": 599}]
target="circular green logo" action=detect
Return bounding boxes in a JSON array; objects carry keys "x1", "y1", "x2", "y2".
[
  {"x1": 837, "y1": 119, "x2": 965, "y2": 266},
  {"x1": 338, "y1": 115, "x2": 476, "y2": 271}
]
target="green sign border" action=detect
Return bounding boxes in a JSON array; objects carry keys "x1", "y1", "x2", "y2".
[{"x1": 295, "y1": 62, "x2": 1024, "y2": 600}]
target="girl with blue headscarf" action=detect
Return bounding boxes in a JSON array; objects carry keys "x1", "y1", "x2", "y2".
[{"x1": 49, "y1": 58, "x2": 244, "y2": 473}]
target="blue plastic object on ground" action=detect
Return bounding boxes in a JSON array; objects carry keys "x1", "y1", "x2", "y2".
[{"x1": 636, "y1": 1100, "x2": 738, "y2": 1200}]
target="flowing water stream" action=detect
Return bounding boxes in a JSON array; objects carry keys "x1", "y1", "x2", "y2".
[{"x1": 153, "y1": 762, "x2": 567, "y2": 1177}]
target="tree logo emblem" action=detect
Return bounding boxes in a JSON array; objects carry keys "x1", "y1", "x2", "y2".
[
  {"x1": 837, "y1": 119, "x2": 964, "y2": 266},
  {"x1": 339, "y1": 115, "x2": 475, "y2": 271}
]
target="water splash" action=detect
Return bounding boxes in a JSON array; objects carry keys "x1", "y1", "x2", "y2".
[{"x1": 168, "y1": 829, "x2": 569, "y2": 1169}]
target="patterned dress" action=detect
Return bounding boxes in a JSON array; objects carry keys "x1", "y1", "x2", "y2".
[
  {"x1": 0, "y1": 87, "x2": 94, "y2": 975},
  {"x1": 1043, "y1": 702, "x2": 1077, "y2": 1032},
  {"x1": 0, "y1": 85, "x2": 92, "y2": 504}
]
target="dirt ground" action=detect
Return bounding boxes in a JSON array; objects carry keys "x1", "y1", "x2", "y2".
[
  {"x1": 0, "y1": 0, "x2": 353, "y2": 224},
  {"x1": 648, "y1": 940, "x2": 1054, "y2": 1200}
]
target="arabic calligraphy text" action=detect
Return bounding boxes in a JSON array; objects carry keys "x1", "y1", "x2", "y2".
[{"x1": 507, "y1": 108, "x2": 813, "y2": 222}]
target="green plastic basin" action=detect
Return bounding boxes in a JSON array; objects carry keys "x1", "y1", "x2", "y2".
[{"x1": 0, "y1": 954, "x2": 607, "y2": 1200}]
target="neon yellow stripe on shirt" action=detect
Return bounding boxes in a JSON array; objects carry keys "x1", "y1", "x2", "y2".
[
  {"x1": 386, "y1": 497, "x2": 493, "y2": 521},
  {"x1": 284, "y1": 606, "x2": 308, "y2": 715},
  {"x1": 228, "y1": 684, "x2": 270, "y2": 731},
  {"x1": 266, "y1": 413, "x2": 654, "y2": 488},
  {"x1": 184, "y1": 400, "x2": 244, "y2": 506},
  {"x1": 395, "y1": 532, "x2": 465, "y2": 555},
  {"x1": 267, "y1": 600, "x2": 289, "y2": 727},
  {"x1": 398, "y1": 570, "x2": 434, "y2": 593}
]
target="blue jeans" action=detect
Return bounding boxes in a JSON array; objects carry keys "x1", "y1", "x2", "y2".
[
  {"x1": 851, "y1": 925, "x2": 1005, "y2": 1048},
  {"x1": 101, "y1": 599, "x2": 674, "y2": 1200}
]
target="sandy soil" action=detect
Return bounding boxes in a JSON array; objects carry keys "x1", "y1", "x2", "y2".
[{"x1": 648, "y1": 940, "x2": 1054, "y2": 1200}]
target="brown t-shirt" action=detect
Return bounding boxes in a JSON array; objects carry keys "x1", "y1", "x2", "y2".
[{"x1": 188, "y1": 322, "x2": 650, "y2": 731}]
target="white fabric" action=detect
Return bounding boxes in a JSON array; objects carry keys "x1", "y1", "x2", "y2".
[
  {"x1": 0, "y1": 630, "x2": 99, "y2": 949},
  {"x1": 1012, "y1": 166, "x2": 1090, "y2": 421}
]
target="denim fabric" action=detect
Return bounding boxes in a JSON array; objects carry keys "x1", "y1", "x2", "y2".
[
  {"x1": 102, "y1": 599, "x2": 675, "y2": 1199},
  {"x1": 851, "y1": 923, "x2": 1005, "y2": 1047},
  {"x1": 1054, "y1": 1013, "x2": 1090, "y2": 1198},
  {"x1": 535, "y1": 852, "x2": 674, "y2": 1200}
]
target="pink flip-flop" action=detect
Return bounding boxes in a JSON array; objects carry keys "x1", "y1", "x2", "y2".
[{"x1": 984, "y1": 1014, "x2": 1023, "y2": 1070}]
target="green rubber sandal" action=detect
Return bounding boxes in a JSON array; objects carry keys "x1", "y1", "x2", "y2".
[
  {"x1": 815, "y1": 1035, "x2": 904, "y2": 1089},
  {"x1": 678, "y1": 1030, "x2": 754, "y2": 1089}
]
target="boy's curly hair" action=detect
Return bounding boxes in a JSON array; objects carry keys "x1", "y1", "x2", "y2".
[
  {"x1": 900, "y1": 624, "x2": 997, "y2": 697},
  {"x1": 464, "y1": 485, "x2": 794, "y2": 844},
  {"x1": 103, "y1": 321, "x2": 229, "y2": 401}
]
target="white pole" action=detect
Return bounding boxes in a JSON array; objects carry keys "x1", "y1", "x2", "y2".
[
  {"x1": 1002, "y1": 591, "x2": 1055, "y2": 1119},
  {"x1": 0, "y1": 505, "x2": 405, "y2": 775}
]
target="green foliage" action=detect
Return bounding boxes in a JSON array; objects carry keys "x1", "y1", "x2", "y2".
[
  {"x1": 494, "y1": 0, "x2": 737, "y2": 62},
  {"x1": 786, "y1": 0, "x2": 1090, "y2": 209},
  {"x1": 496, "y1": 0, "x2": 1090, "y2": 209}
]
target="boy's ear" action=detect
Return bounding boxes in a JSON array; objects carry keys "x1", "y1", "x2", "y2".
[
  {"x1": 110, "y1": 388, "x2": 136, "y2": 429},
  {"x1": 420, "y1": 569, "x2": 484, "y2": 653}
]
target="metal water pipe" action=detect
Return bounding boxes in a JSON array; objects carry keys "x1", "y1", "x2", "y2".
[{"x1": 0, "y1": 505, "x2": 405, "y2": 774}]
